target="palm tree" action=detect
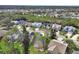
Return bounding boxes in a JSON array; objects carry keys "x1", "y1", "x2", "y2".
[
  {"x1": 22, "y1": 25, "x2": 30, "y2": 54},
  {"x1": 50, "y1": 29, "x2": 56, "y2": 39}
]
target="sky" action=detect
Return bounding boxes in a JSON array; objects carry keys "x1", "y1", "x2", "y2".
[{"x1": 0, "y1": 0, "x2": 79, "y2": 6}]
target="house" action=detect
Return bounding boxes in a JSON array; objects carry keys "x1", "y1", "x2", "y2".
[
  {"x1": 32, "y1": 22, "x2": 42, "y2": 28},
  {"x1": 70, "y1": 34, "x2": 79, "y2": 46},
  {"x1": 63, "y1": 26, "x2": 76, "y2": 34},
  {"x1": 52, "y1": 23, "x2": 62, "y2": 31},
  {"x1": 11, "y1": 20, "x2": 26, "y2": 25},
  {"x1": 48, "y1": 40, "x2": 68, "y2": 54},
  {"x1": 42, "y1": 22, "x2": 51, "y2": 28}
]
